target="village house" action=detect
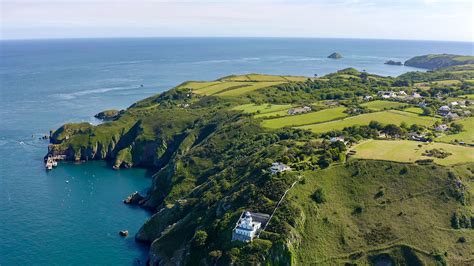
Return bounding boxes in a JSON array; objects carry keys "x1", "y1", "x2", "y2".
[
  {"x1": 412, "y1": 92, "x2": 422, "y2": 99},
  {"x1": 288, "y1": 106, "x2": 311, "y2": 115},
  {"x1": 270, "y1": 162, "x2": 291, "y2": 174},
  {"x1": 438, "y1": 105, "x2": 451, "y2": 116},
  {"x1": 378, "y1": 91, "x2": 396, "y2": 99},
  {"x1": 330, "y1": 136, "x2": 346, "y2": 143},
  {"x1": 449, "y1": 101, "x2": 459, "y2": 108},
  {"x1": 232, "y1": 211, "x2": 270, "y2": 242},
  {"x1": 435, "y1": 124, "x2": 449, "y2": 132},
  {"x1": 397, "y1": 91, "x2": 407, "y2": 96},
  {"x1": 446, "y1": 112, "x2": 460, "y2": 120},
  {"x1": 363, "y1": 95, "x2": 373, "y2": 101}
]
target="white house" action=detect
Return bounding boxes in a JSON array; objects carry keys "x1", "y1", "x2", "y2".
[
  {"x1": 288, "y1": 106, "x2": 311, "y2": 115},
  {"x1": 412, "y1": 92, "x2": 422, "y2": 99},
  {"x1": 232, "y1": 211, "x2": 270, "y2": 242},
  {"x1": 270, "y1": 162, "x2": 291, "y2": 174}
]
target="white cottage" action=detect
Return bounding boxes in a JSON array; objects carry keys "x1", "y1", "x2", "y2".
[{"x1": 270, "y1": 162, "x2": 291, "y2": 174}]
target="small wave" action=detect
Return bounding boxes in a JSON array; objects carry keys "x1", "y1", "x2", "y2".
[
  {"x1": 53, "y1": 86, "x2": 139, "y2": 100},
  {"x1": 188, "y1": 57, "x2": 261, "y2": 64},
  {"x1": 106, "y1": 60, "x2": 152, "y2": 66}
]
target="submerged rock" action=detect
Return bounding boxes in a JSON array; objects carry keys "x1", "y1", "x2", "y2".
[{"x1": 328, "y1": 52, "x2": 343, "y2": 59}]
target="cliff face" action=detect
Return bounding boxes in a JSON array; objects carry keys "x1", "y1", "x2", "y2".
[{"x1": 404, "y1": 54, "x2": 474, "y2": 70}]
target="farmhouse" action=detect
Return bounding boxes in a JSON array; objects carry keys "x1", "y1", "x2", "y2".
[
  {"x1": 232, "y1": 211, "x2": 270, "y2": 242},
  {"x1": 270, "y1": 162, "x2": 291, "y2": 174},
  {"x1": 412, "y1": 92, "x2": 422, "y2": 99},
  {"x1": 288, "y1": 106, "x2": 311, "y2": 115},
  {"x1": 435, "y1": 124, "x2": 449, "y2": 132},
  {"x1": 438, "y1": 106, "x2": 451, "y2": 116}
]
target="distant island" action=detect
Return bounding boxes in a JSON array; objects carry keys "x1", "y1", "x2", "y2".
[
  {"x1": 327, "y1": 52, "x2": 342, "y2": 59},
  {"x1": 404, "y1": 54, "x2": 474, "y2": 69},
  {"x1": 384, "y1": 60, "x2": 403, "y2": 66},
  {"x1": 46, "y1": 56, "x2": 474, "y2": 265}
]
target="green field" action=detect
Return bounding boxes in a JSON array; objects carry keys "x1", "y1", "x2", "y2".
[
  {"x1": 216, "y1": 81, "x2": 285, "y2": 96},
  {"x1": 404, "y1": 107, "x2": 424, "y2": 114},
  {"x1": 351, "y1": 140, "x2": 473, "y2": 165},
  {"x1": 192, "y1": 81, "x2": 251, "y2": 95},
  {"x1": 287, "y1": 160, "x2": 474, "y2": 265},
  {"x1": 361, "y1": 100, "x2": 407, "y2": 111},
  {"x1": 437, "y1": 117, "x2": 474, "y2": 144},
  {"x1": 261, "y1": 107, "x2": 348, "y2": 129},
  {"x1": 231, "y1": 103, "x2": 293, "y2": 114},
  {"x1": 432, "y1": 80, "x2": 462, "y2": 86},
  {"x1": 300, "y1": 110, "x2": 439, "y2": 134}
]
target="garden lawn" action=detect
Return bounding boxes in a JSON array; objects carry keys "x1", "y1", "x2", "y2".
[
  {"x1": 261, "y1": 107, "x2": 348, "y2": 129},
  {"x1": 351, "y1": 140, "x2": 474, "y2": 165},
  {"x1": 299, "y1": 110, "x2": 439, "y2": 134}
]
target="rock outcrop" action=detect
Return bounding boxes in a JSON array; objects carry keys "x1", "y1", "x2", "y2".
[
  {"x1": 384, "y1": 60, "x2": 403, "y2": 66},
  {"x1": 94, "y1": 109, "x2": 121, "y2": 121},
  {"x1": 328, "y1": 52, "x2": 343, "y2": 59}
]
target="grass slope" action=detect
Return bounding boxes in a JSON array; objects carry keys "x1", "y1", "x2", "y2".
[
  {"x1": 351, "y1": 140, "x2": 474, "y2": 165},
  {"x1": 232, "y1": 103, "x2": 293, "y2": 114},
  {"x1": 261, "y1": 107, "x2": 348, "y2": 129},
  {"x1": 300, "y1": 110, "x2": 439, "y2": 134},
  {"x1": 438, "y1": 117, "x2": 474, "y2": 144},
  {"x1": 287, "y1": 160, "x2": 474, "y2": 265}
]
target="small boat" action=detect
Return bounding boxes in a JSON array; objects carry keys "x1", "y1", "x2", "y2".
[
  {"x1": 52, "y1": 161, "x2": 58, "y2": 167},
  {"x1": 65, "y1": 180, "x2": 69, "y2": 184}
]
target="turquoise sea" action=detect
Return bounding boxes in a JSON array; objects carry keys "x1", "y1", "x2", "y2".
[{"x1": 0, "y1": 38, "x2": 472, "y2": 265}]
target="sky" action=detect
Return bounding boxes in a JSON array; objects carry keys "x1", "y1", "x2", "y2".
[{"x1": 0, "y1": 0, "x2": 473, "y2": 41}]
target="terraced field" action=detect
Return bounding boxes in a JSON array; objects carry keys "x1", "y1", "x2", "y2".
[
  {"x1": 351, "y1": 140, "x2": 474, "y2": 165},
  {"x1": 361, "y1": 100, "x2": 407, "y2": 111},
  {"x1": 261, "y1": 107, "x2": 348, "y2": 129},
  {"x1": 299, "y1": 110, "x2": 439, "y2": 133}
]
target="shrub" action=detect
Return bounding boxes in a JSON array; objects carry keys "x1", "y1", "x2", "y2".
[
  {"x1": 311, "y1": 188, "x2": 327, "y2": 204},
  {"x1": 192, "y1": 230, "x2": 208, "y2": 248}
]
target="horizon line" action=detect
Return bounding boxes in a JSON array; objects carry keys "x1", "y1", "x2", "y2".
[{"x1": 1, "y1": 35, "x2": 473, "y2": 44}]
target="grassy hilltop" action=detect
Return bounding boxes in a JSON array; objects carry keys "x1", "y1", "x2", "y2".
[{"x1": 48, "y1": 64, "x2": 474, "y2": 265}]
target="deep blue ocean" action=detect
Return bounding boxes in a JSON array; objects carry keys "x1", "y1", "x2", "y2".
[{"x1": 0, "y1": 38, "x2": 472, "y2": 265}]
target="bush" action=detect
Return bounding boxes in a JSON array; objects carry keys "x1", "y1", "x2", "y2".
[
  {"x1": 192, "y1": 230, "x2": 208, "y2": 248},
  {"x1": 311, "y1": 188, "x2": 327, "y2": 204}
]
